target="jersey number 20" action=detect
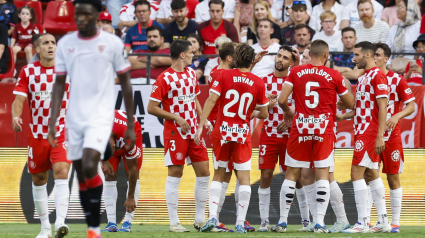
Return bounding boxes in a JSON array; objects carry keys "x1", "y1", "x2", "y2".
[{"x1": 223, "y1": 89, "x2": 253, "y2": 120}]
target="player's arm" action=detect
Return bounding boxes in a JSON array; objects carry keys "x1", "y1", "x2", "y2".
[
  {"x1": 277, "y1": 83, "x2": 293, "y2": 112},
  {"x1": 251, "y1": 104, "x2": 268, "y2": 119},
  {"x1": 118, "y1": 71, "x2": 136, "y2": 151},
  {"x1": 194, "y1": 92, "x2": 219, "y2": 145},
  {"x1": 386, "y1": 101, "x2": 415, "y2": 131},
  {"x1": 339, "y1": 90, "x2": 355, "y2": 110},
  {"x1": 118, "y1": 20, "x2": 138, "y2": 31},
  {"x1": 124, "y1": 157, "x2": 138, "y2": 212},
  {"x1": 48, "y1": 75, "x2": 67, "y2": 147},
  {"x1": 336, "y1": 110, "x2": 354, "y2": 122},
  {"x1": 147, "y1": 100, "x2": 190, "y2": 132},
  {"x1": 341, "y1": 67, "x2": 365, "y2": 81},
  {"x1": 11, "y1": 95, "x2": 26, "y2": 132},
  {"x1": 138, "y1": 55, "x2": 172, "y2": 66},
  {"x1": 375, "y1": 97, "x2": 387, "y2": 155},
  {"x1": 249, "y1": 50, "x2": 268, "y2": 71}
]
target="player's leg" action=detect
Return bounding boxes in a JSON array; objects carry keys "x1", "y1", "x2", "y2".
[
  {"x1": 12, "y1": 45, "x2": 22, "y2": 63},
  {"x1": 52, "y1": 162, "x2": 71, "y2": 237},
  {"x1": 32, "y1": 171, "x2": 51, "y2": 238},
  {"x1": 387, "y1": 173, "x2": 402, "y2": 233},
  {"x1": 328, "y1": 172, "x2": 350, "y2": 233},
  {"x1": 24, "y1": 45, "x2": 33, "y2": 63},
  {"x1": 300, "y1": 168, "x2": 316, "y2": 232},
  {"x1": 366, "y1": 181, "x2": 373, "y2": 226},
  {"x1": 295, "y1": 180, "x2": 310, "y2": 231},
  {"x1": 101, "y1": 157, "x2": 119, "y2": 232},
  {"x1": 214, "y1": 171, "x2": 233, "y2": 232},
  {"x1": 120, "y1": 168, "x2": 140, "y2": 232}
]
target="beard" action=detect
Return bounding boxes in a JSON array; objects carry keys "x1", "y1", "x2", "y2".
[
  {"x1": 356, "y1": 56, "x2": 367, "y2": 69},
  {"x1": 360, "y1": 15, "x2": 373, "y2": 23},
  {"x1": 275, "y1": 63, "x2": 287, "y2": 72},
  {"x1": 148, "y1": 44, "x2": 160, "y2": 52},
  {"x1": 297, "y1": 42, "x2": 307, "y2": 48}
]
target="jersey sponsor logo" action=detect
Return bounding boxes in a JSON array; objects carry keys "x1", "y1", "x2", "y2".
[
  {"x1": 233, "y1": 76, "x2": 254, "y2": 86},
  {"x1": 296, "y1": 68, "x2": 333, "y2": 82},
  {"x1": 220, "y1": 124, "x2": 249, "y2": 135},
  {"x1": 205, "y1": 41, "x2": 215, "y2": 47},
  {"x1": 21, "y1": 35, "x2": 32, "y2": 40},
  {"x1": 177, "y1": 93, "x2": 196, "y2": 103},
  {"x1": 114, "y1": 118, "x2": 128, "y2": 126},
  {"x1": 175, "y1": 152, "x2": 184, "y2": 160},
  {"x1": 34, "y1": 91, "x2": 52, "y2": 100},
  {"x1": 391, "y1": 150, "x2": 400, "y2": 162},
  {"x1": 354, "y1": 140, "x2": 364, "y2": 152},
  {"x1": 297, "y1": 114, "x2": 327, "y2": 124},
  {"x1": 298, "y1": 135, "x2": 324, "y2": 143},
  {"x1": 356, "y1": 91, "x2": 367, "y2": 99},
  {"x1": 132, "y1": 41, "x2": 147, "y2": 45},
  {"x1": 377, "y1": 84, "x2": 388, "y2": 90},
  {"x1": 405, "y1": 88, "x2": 412, "y2": 95}
]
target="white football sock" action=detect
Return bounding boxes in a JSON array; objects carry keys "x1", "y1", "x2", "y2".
[
  {"x1": 217, "y1": 182, "x2": 229, "y2": 224},
  {"x1": 124, "y1": 179, "x2": 140, "y2": 223},
  {"x1": 304, "y1": 183, "x2": 317, "y2": 222},
  {"x1": 353, "y1": 179, "x2": 368, "y2": 226},
  {"x1": 236, "y1": 185, "x2": 251, "y2": 226},
  {"x1": 194, "y1": 176, "x2": 210, "y2": 223},
  {"x1": 208, "y1": 181, "x2": 222, "y2": 220},
  {"x1": 367, "y1": 185, "x2": 373, "y2": 224},
  {"x1": 329, "y1": 180, "x2": 348, "y2": 223},
  {"x1": 390, "y1": 187, "x2": 402, "y2": 226},
  {"x1": 278, "y1": 179, "x2": 296, "y2": 224},
  {"x1": 165, "y1": 176, "x2": 181, "y2": 226},
  {"x1": 296, "y1": 187, "x2": 309, "y2": 222},
  {"x1": 54, "y1": 179, "x2": 69, "y2": 226},
  {"x1": 103, "y1": 181, "x2": 117, "y2": 224},
  {"x1": 258, "y1": 187, "x2": 271, "y2": 222},
  {"x1": 33, "y1": 183, "x2": 51, "y2": 230},
  {"x1": 235, "y1": 179, "x2": 239, "y2": 212},
  {"x1": 88, "y1": 227, "x2": 101, "y2": 234},
  {"x1": 315, "y1": 180, "x2": 330, "y2": 227},
  {"x1": 369, "y1": 177, "x2": 389, "y2": 224}
]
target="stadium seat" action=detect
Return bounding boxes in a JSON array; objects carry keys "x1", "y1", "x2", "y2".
[
  {"x1": 14, "y1": 1, "x2": 43, "y2": 24},
  {"x1": 0, "y1": 47, "x2": 15, "y2": 80},
  {"x1": 43, "y1": 1, "x2": 77, "y2": 35}
]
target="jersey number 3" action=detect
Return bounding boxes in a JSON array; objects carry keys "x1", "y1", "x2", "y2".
[
  {"x1": 305, "y1": 82, "x2": 319, "y2": 109},
  {"x1": 223, "y1": 89, "x2": 253, "y2": 120}
]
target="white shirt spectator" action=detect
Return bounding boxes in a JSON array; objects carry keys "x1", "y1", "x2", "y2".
[
  {"x1": 195, "y1": 0, "x2": 235, "y2": 23},
  {"x1": 157, "y1": 0, "x2": 173, "y2": 20},
  {"x1": 340, "y1": 0, "x2": 355, "y2": 6},
  {"x1": 204, "y1": 57, "x2": 220, "y2": 78},
  {"x1": 312, "y1": 30, "x2": 344, "y2": 51},
  {"x1": 271, "y1": 0, "x2": 312, "y2": 23},
  {"x1": 251, "y1": 41, "x2": 280, "y2": 77},
  {"x1": 341, "y1": 0, "x2": 383, "y2": 28},
  {"x1": 386, "y1": 21, "x2": 421, "y2": 61},
  {"x1": 119, "y1": 0, "x2": 159, "y2": 34},
  {"x1": 309, "y1": 2, "x2": 344, "y2": 32},
  {"x1": 354, "y1": 19, "x2": 390, "y2": 43}
]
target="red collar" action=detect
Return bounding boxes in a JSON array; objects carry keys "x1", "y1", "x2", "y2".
[{"x1": 138, "y1": 20, "x2": 153, "y2": 34}]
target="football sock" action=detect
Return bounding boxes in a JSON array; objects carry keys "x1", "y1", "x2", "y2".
[
  {"x1": 369, "y1": 177, "x2": 389, "y2": 224},
  {"x1": 353, "y1": 179, "x2": 368, "y2": 226},
  {"x1": 390, "y1": 187, "x2": 402, "y2": 226},
  {"x1": 236, "y1": 185, "x2": 251, "y2": 226},
  {"x1": 208, "y1": 181, "x2": 222, "y2": 220},
  {"x1": 32, "y1": 183, "x2": 51, "y2": 230},
  {"x1": 367, "y1": 185, "x2": 373, "y2": 224},
  {"x1": 235, "y1": 179, "x2": 239, "y2": 212},
  {"x1": 165, "y1": 176, "x2": 181, "y2": 226},
  {"x1": 124, "y1": 179, "x2": 141, "y2": 223},
  {"x1": 316, "y1": 180, "x2": 330, "y2": 227},
  {"x1": 295, "y1": 187, "x2": 310, "y2": 222},
  {"x1": 88, "y1": 227, "x2": 101, "y2": 235},
  {"x1": 85, "y1": 174, "x2": 103, "y2": 229},
  {"x1": 258, "y1": 187, "x2": 271, "y2": 222},
  {"x1": 54, "y1": 179, "x2": 69, "y2": 226},
  {"x1": 278, "y1": 179, "x2": 296, "y2": 224},
  {"x1": 103, "y1": 181, "x2": 117, "y2": 224},
  {"x1": 78, "y1": 182, "x2": 91, "y2": 226},
  {"x1": 304, "y1": 183, "x2": 317, "y2": 222},
  {"x1": 217, "y1": 182, "x2": 229, "y2": 224},
  {"x1": 329, "y1": 180, "x2": 348, "y2": 223},
  {"x1": 194, "y1": 176, "x2": 210, "y2": 223}
]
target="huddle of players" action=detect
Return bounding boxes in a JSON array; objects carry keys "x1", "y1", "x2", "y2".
[{"x1": 148, "y1": 38, "x2": 414, "y2": 233}]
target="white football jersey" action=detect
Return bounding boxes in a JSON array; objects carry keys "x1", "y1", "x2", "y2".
[
  {"x1": 55, "y1": 30, "x2": 131, "y2": 128},
  {"x1": 251, "y1": 42, "x2": 280, "y2": 78}
]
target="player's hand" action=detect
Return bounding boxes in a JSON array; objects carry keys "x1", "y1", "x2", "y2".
[
  {"x1": 336, "y1": 114, "x2": 344, "y2": 122},
  {"x1": 283, "y1": 109, "x2": 294, "y2": 127},
  {"x1": 277, "y1": 120, "x2": 288, "y2": 132},
  {"x1": 375, "y1": 137, "x2": 385, "y2": 155},
  {"x1": 12, "y1": 117, "x2": 23, "y2": 132},
  {"x1": 253, "y1": 51, "x2": 268, "y2": 64},
  {"x1": 124, "y1": 197, "x2": 136, "y2": 213},
  {"x1": 175, "y1": 116, "x2": 190, "y2": 133},
  {"x1": 385, "y1": 115, "x2": 400, "y2": 132},
  {"x1": 267, "y1": 94, "x2": 277, "y2": 108},
  {"x1": 337, "y1": 100, "x2": 348, "y2": 111},
  {"x1": 291, "y1": 47, "x2": 301, "y2": 66},
  {"x1": 102, "y1": 161, "x2": 114, "y2": 176},
  {"x1": 205, "y1": 120, "x2": 213, "y2": 135},
  {"x1": 124, "y1": 128, "x2": 136, "y2": 152},
  {"x1": 48, "y1": 128, "x2": 58, "y2": 148},
  {"x1": 194, "y1": 126, "x2": 203, "y2": 145}
]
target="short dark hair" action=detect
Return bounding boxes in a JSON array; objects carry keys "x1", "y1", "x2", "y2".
[
  {"x1": 36, "y1": 33, "x2": 55, "y2": 48},
  {"x1": 354, "y1": 41, "x2": 376, "y2": 56},
  {"x1": 186, "y1": 33, "x2": 203, "y2": 51},
  {"x1": 170, "y1": 39, "x2": 192, "y2": 60},
  {"x1": 310, "y1": 40, "x2": 329, "y2": 57},
  {"x1": 209, "y1": 0, "x2": 225, "y2": 9},
  {"x1": 219, "y1": 42, "x2": 235, "y2": 61},
  {"x1": 134, "y1": 0, "x2": 151, "y2": 10},
  {"x1": 341, "y1": 27, "x2": 356, "y2": 36},
  {"x1": 171, "y1": 0, "x2": 186, "y2": 10},
  {"x1": 375, "y1": 43, "x2": 392, "y2": 58},
  {"x1": 357, "y1": 0, "x2": 374, "y2": 9},
  {"x1": 258, "y1": 18, "x2": 274, "y2": 29},
  {"x1": 292, "y1": 2, "x2": 307, "y2": 11},
  {"x1": 146, "y1": 25, "x2": 164, "y2": 37},
  {"x1": 73, "y1": 0, "x2": 103, "y2": 12},
  {"x1": 234, "y1": 44, "x2": 255, "y2": 68},
  {"x1": 294, "y1": 23, "x2": 309, "y2": 32},
  {"x1": 279, "y1": 45, "x2": 296, "y2": 61},
  {"x1": 32, "y1": 34, "x2": 41, "y2": 46}
]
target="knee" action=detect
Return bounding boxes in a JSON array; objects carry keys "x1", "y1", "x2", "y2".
[
  {"x1": 387, "y1": 176, "x2": 400, "y2": 189},
  {"x1": 82, "y1": 162, "x2": 98, "y2": 179},
  {"x1": 54, "y1": 169, "x2": 69, "y2": 180},
  {"x1": 32, "y1": 173, "x2": 48, "y2": 186},
  {"x1": 12, "y1": 47, "x2": 20, "y2": 54},
  {"x1": 261, "y1": 172, "x2": 273, "y2": 182},
  {"x1": 24, "y1": 46, "x2": 32, "y2": 53},
  {"x1": 105, "y1": 173, "x2": 118, "y2": 181}
]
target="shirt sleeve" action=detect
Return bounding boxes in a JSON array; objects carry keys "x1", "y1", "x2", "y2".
[
  {"x1": 306, "y1": 1, "x2": 313, "y2": 16},
  {"x1": 149, "y1": 77, "x2": 168, "y2": 102},
  {"x1": 223, "y1": 0, "x2": 235, "y2": 19},
  {"x1": 379, "y1": 22, "x2": 390, "y2": 43},
  {"x1": 335, "y1": 74, "x2": 348, "y2": 96},
  {"x1": 195, "y1": 5, "x2": 202, "y2": 22},
  {"x1": 113, "y1": 40, "x2": 131, "y2": 74},
  {"x1": 157, "y1": 1, "x2": 166, "y2": 19},
  {"x1": 386, "y1": 25, "x2": 396, "y2": 49},
  {"x1": 13, "y1": 67, "x2": 29, "y2": 97},
  {"x1": 55, "y1": 40, "x2": 67, "y2": 75},
  {"x1": 124, "y1": 30, "x2": 132, "y2": 48},
  {"x1": 341, "y1": 5, "x2": 351, "y2": 21},
  {"x1": 119, "y1": 5, "x2": 130, "y2": 21},
  {"x1": 11, "y1": 26, "x2": 17, "y2": 40},
  {"x1": 224, "y1": 21, "x2": 240, "y2": 43},
  {"x1": 256, "y1": 83, "x2": 269, "y2": 107},
  {"x1": 10, "y1": 5, "x2": 18, "y2": 26},
  {"x1": 210, "y1": 71, "x2": 223, "y2": 96},
  {"x1": 284, "y1": 70, "x2": 294, "y2": 86},
  {"x1": 372, "y1": 73, "x2": 389, "y2": 99},
  {"x1": 164, "y1": 26, "x2": 171, "y2": 43},
  {"x1": 397, "y1": 76, "x2": 416, "y2": 104},
  {"x1": 374, "y1": 2, "x2": 384, "y2": 19}
]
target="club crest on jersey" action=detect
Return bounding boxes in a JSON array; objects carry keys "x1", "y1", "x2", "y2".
[
  {"x1": 259, "y1": 157, "x2": 264, "y2": 165},
  {"x1": 28, "y1": 29, "x2": 32, "y2": 34},
  {"x1": 354, "y1": 140, "x2": 364, "y2": 152},
  {"x1": 98, "y1": 45, "x2": 105, "y2": 53},
  {"x1": 213, "y1": 81, "x2": 219, "y2": 87},
  {"x1": 29, "y1": 161, "x2": 36, "y2": 169},
  {"x1": 405, "y1": 88, "x2": 412, "y2": 95},
  {"x1": 68, "y1": 48, "x2": 75, "y2": 53},
  {"x1": 391, "y1": 150, "x2": 400, "y2": 162},
  {"x1": 175, "y1": 152, "x2": 184, "y2": 161}
]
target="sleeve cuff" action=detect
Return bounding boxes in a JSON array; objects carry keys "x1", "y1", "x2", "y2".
[
  {"x1": 284, "y1": 81, "x2": 293, "y2": 86},
  {"x1": 376, "y1": 95, "x2": 389, "y2": 99},
  {"x1": 56, "y1": 71, "x2": 67, "y2": 76},
  {"x1": 338, "y1": 89, "x2": 348, "y2": 96},
  {"x1": 257, "y1": 102, "x2": 269, "y2": 107},
  {"x1": 210, "y1": 89, "x2": 220, "y2": 96},
  {"x1": 149, "y1": 97, "x2": 161, "y2": 102},
  {"x1": 404, "y1": 97, "x2": 415, "y2": 104},
  {"x1": 13, "y1": 91, "x2": 27, "y2": 97},
  {"x1": 116, "y1": 66, "x2": 131, "y2": 75},
  {"x1": 124, "y1": 43, "x2": 132, "y2": 48},
  {"x1": 196, "y1": 91, "x2": 201, "y2": 96}
]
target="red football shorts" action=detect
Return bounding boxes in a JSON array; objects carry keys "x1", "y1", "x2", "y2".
[
  {"x1": 212, "y1": 138, "x2": 252, "y2": 171},
  {"x1": 380, "y1": 135, "x2": 404, "y2": 174},
  {"x1": 164, "y1": 138, "x2": 209, "y2": 166},
  {"x1": 259, "y1": 134, "x2": 288, "y2": 172},
  {"x1": 285, "y1": 133, "x2": 335, "y2": 168},
  {"x1": 107, "y1": 137, "x2": 143, "y2": 171},
  {"x1": 27, "y1": 135, "x2": 71, "y2": 174},
  {"x1": 15, "y1": 42, "x2": 33, "y2": 49},
  {"x1": 352, "y1": 135, "x2": 380, "y2": 169}
]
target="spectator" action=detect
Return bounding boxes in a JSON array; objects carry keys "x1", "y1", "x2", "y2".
[
  {"x1": 156, "y1": 0, "x2": 198, "y2": 26},
  {"x1": 281, "y1": 3, "x2": 315, "y2": 45},
  {"x1": 130, "y1": 26, "x2": 172, "y2": 84},
  {"x1": 340, "y1": 0, "x2": 383, "y2": 29},
  {"x1": 0, "y1": 24, "x2": 9, "y2": 74},
  {"x1": 234, "y1": 0, "x2": 255, "y2": 43},
  {"x1": 106, "y1": 0, "x2": 132, "y2": 31},
  {"x1": 119, "y1": 0, "x2": 160, "y2": 38},
  {"x1": 251, "y1": 18, "x2": 281, "y2": 77},
  {"x1": 271, "y1": 0, "x2": 312, "y2": 29},
  {"x1": 247, "y1": 0, "x2": 282, "y2": 45},
  {"x1": 292, "y1": 24, "x2": 311, "y2": 53},
  {"x1": 309, "y1": 0, "x2": 344, "y2": 32},
  {"x1": 102, "y1": 24, "x2": 116, "y2": 34},
  {"x1": 354, "y1": 0, "x2": 390, "y2": 43},
  {"x1": 28, "y1": 34, "x2": 41, "y2": 64},
  {"x1": 163, "y1": 0, "x2": 198, "y2": 48},
  {"x1": 0, "y1": 0, "x2": 17, "y2": 36},
  {"x1": 97, "y1": 12, "x2": 112, "y2": 28},
  {"x1": 404, "y1": 33, "x2": 425, "y2": 85},
  {"x1": 381, "y1": 0, "x2": 403, "y2": 27},
  {"x1": 187, "y1": 33, "x2": 209, "y2": 83},
  {"x1": 195, "y1": 0, "x2": 235, "y2": 23},
  {"x1": 197, "y1": 0, "x2": 239, "y2": 55},
  {"x1": 204, "y1": 35, "x2": 232, "y2": 83},
  {"x1": 124, "y1": 1, "x2": 164, "y2": 53},
  {"x1": 11, "y1": 6, "x2": 43, "y2": 64},
  {"x1": 312, "y1": 11, "x2": 343, "y2": 51}
]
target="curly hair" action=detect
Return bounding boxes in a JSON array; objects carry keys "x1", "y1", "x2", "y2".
[
  {"x1": 234, "y1": 44, "x2": 255, "y2": 69},
  {"x1": 73, "y1": 0, "x2": 103, "y2": 12}
]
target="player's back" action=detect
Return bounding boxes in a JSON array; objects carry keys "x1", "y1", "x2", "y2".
[
  {"x1": 208, "y1": 66, "x2": 224, "y2": 123},
  {"x1": 112, "y1": 110, "x2": 142, "y2": 154},
  {"x1": 287, "y1": 64, "x2": 347, "y2": 135}
]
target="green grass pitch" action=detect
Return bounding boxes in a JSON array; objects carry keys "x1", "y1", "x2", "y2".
[{"x1": 0, "y1": 224, "x2": 424, "y2": 237}]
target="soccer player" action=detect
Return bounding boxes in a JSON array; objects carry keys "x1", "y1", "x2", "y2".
[
  {"x1": 338, "y1": 42, "x2": 391, "y2": 233},
  {"x1": 102, "y1": 110, "x2": 143, "y2": 233},
  {"x1": 48, "y1": 1, "x2": 136, "y2": 238},
  {"x1": 147, "y1": 39, "x2": 210, "y2": 232},
  {"x1": 12, "y1": 33, "x2": 71, "y2": 238},
  {"x1": 195, "y1": 44, "x2": 269, "y2": 233},
  {"x1": 277, "y1": 40, "x2": 355, "y2": 233}
]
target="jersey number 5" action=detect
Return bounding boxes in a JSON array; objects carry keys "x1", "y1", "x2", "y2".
[
  {"x1": 223, "y1": 89, "x2": 253, "y2": 120},
  {"x1": 305, "y1": 82, "x2": 319, "y2": 109}
]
